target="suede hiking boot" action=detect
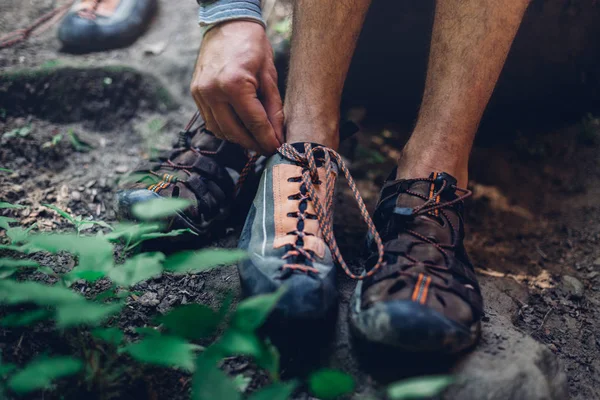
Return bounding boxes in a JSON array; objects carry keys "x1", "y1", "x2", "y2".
[
  {"x1": 58, "y1": 0, "x2": 157, "y2": 52},
  {"x1": 116, "y1": 112, "x2": 260, "y2": 238},
  {"x1": 350, "y1": 171, "x2": 483, "y2": 353},
  {"x1": 238, "y1": 143, "x2": 385, "y2": 325}
]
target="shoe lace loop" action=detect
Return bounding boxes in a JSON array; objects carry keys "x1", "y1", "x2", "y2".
[
  {"x1": 393, "y1": 177, "x2": 472, "y2": 283},
  {"x1": 277, "y1": 143, "x2": 385, "y2": 280}
]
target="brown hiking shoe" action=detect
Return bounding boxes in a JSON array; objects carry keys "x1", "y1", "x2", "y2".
[
  {"x1": 116, "y1": 113, "x2": 260, "y2": 238},
  {"x1": 350, "y1": 171, "x2": 483, "y2": 353}
]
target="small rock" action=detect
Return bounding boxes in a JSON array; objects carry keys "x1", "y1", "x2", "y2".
[
  {"x1": 71, "y1": 191, "x2": 82, "y2": 201},
  {"x1": 115, "y1": 165, "x2": 128, "y2": 174},
  {"x1": 587, "y1": 271, "x2": 599, "y2": 280},
  {"x1": 561, "y1": 275, "x2": 585, "y2": 299},
  {"x1": 137, "y1": 292, "x2": 160, "y2": 307},
  {"x1": 593, "y1": 257, "x2": 600, "y2": 266}
]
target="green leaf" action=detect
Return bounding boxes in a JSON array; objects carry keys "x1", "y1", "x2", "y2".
[
  {"x1": 193, "y1": 354, "x2": 241, "y2": 400},
  {"x1": 233, "y1": 374, "x2": 251, "y2": 393},
  {"x1": 123, "y1": 335, "x2": 196, "y2": 371},
  {"x1": 64, "y1": 270, "x2": 106, "y2": 284},
  {"x1": 0, "y1": 266, "x2": 17, "y2": 279},
  {"x1": 0, "y1": 168, "x2": 14, "y2": 173},
  {"x1": 7, "y1": 356, "x2": 82, "y2": 394},
  {"x1": 55, "y1": 301, "x2": 122, "y2": 328},
  {"x1": 164, "y1": 249, "x2": 247, "y2": 274},
  {"x1": 42, "y1": 203, "x2": 75, "y2": 224},
  {"x1": 68, "y1": 130, "x2": 93, "y2": 152},
  {"x1": 0, "y1": 362, "x2": 16, "y2": 376},
  {"x1": 1, "y1": 309, "x2": 51, "y2": 327},
  {"x1": 105, "y1": 222, "x2": 164, "y2": 244},
  {"x1": 309, "y1": 369, "x2": 355, "y2": 400},
  {"x1": 157, "y1": 304, "x2": 222, "y2": 340},
  {"x1": 0, "y1": 258, "x2": 38, "y2": 268},
  {"x1": 3, "y1": 125, "x2": 31, "y2": 139},
  {"x1": 109, "y1": 252, "x2": 164, "y2": 287},
  {"x1": 387, "y1": 376, "x2": 455, "y2": 400},
  {"x1": 132, "y1": 197, "x2": 192, "y2": 220},
  {"x1": 138, "y1": 228, "x2": 196, "y2": 241},
  {"x1": 25, "y1": 234, "x2": 114, "y2": 272},
  {"x1": 0, "y1": 202, "x2": 26, "y2": 209},
  {"x1": 0, "y1": 280, "x2": 82, "y2": 306},
  {"x1": 214, "y1": 331, "x2": 279, "y2": 377},
  {"x1": 92, "y1": 327, "x2": 124, "y2": 346},
  {"x1": 248, "y1": 381, "x2": 298, "y2": 400},
  {"x1": 0, "y1": 216, "x2": 17, "y2": 229},
  {"x1": 231, "y1": 288, "x2": 285, "y2": 332},
  {"x1": 6, "y1": 226, "x2": 29, "y2": 244}
]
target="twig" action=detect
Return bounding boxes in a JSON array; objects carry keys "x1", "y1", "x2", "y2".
[{"x1": 538, "y1": 307, "x2": 554, "y2": 331}]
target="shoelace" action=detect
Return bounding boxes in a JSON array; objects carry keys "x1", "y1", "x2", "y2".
[
  {"x1": 148, "y1": 111, "x2": 258, "y2": 197},
  {"x1": 392, "y1": 177, "x2": 473, "y2": 285},
  {"x1": 277, "y1": 143, "x2": 385, "y2": 280},
  {"x1": 0, "y1": 1, "x2": 75, "y2": 49},
  {"x1": 78, "y1": 0, "x2": 104, "y2": 20}
]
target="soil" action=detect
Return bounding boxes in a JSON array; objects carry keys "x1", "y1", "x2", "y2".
[{"x1": 1, "y1": 1, "x2": 600, "y2": 399}]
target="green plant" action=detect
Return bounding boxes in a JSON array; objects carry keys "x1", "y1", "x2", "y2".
[
  {"x1": 3, "y1": 125, "x2": 31, "y2": 140},
  {"x1": 387, "y1": 376, "x2": 455, "y2": 400},
  {"x1": 42, "y1": 132, "x2": 63, "y2": 149},
  {"x1": 43, "y1": 203, "x2": 112, "y2": 235},
  {"x1": 0, "y1": 199, "x2": 451, "y2": 399},
  {"x1": 67, "y1": 129, "x2": 93, "y2": 152}
]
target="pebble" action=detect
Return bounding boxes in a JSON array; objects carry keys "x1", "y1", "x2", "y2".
[
  {"x1": 593, "y1": 257, "x2": 600, "y2": 266},
  {"x1": 71, "y1": 191, "x2": 82, "y2": 201},
  {"x1": 137, "y1": 292, "x2": 160, "y2": 307},
  {"x1": 587, "y1": 271, "x2": 599, "y2": 280},
  {"x1": 562, "y1": 275, "x2": 585, "y2": 299},
  {"x1": 115, "y1": 165, "x2": 128, "y2": 174}
]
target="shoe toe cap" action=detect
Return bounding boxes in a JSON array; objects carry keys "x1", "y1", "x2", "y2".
[
  {"x1": 351, "y1": 299, "x2": 479, "y2": 353},
  {"x1": 115, "y1": 189, "x2": 161, "y2": 220},
  {"x1": 58, "y1": 14, "x2": 101, "y2": 48},
  {"x1": 239, "y1": 258, "x2": 337, "y2": 321}
]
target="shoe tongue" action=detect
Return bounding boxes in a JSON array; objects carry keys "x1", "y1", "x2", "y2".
[
  {"x1": 288, "y1": 142, "x2": 336, "y2": 169},
  {"x1": 394, "y1": 172, "x2": 458, "y2": 208},
  {"x1": 290, "y1": 142, "x2": 328, "y2": 153}
]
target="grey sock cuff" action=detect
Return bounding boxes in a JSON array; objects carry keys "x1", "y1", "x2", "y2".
[{"x1": 198, "y1": 0, "x2": 265, "y2": 28}]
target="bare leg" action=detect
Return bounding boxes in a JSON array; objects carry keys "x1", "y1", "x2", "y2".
[
  {"x1": 398, "y1": 0, "x2": 531, "y2": 187},
  {"x1": 284, "y1": 0, "x2": 372, "y2": 150}
]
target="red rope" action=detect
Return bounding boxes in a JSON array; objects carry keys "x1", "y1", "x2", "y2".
[{"x1": 0, "y1": 1, "x2": 75, "y2": 49}]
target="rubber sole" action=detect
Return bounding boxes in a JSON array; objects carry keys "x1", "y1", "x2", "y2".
[{"x1": 349, "y1": 281, "x2": 480, "y2": 354}]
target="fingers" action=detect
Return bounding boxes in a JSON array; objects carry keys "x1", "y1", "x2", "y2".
[
  {"x1": 230, "y1": 88, "x2": 281, "y2": 155},
  {"x1": 260, "y1": 70, "x2": 284, "y2": 145},
  {"x1": 211, "y1": 103, "x2": 262, "y2": 152}
]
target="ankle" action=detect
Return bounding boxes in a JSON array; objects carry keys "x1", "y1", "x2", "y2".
[
  {"x1": 396, "y1": 144, "x2": 469, "y2": 188},
  {"x1": 284, "y1": 116, "x2": 340, "y2": 150}
]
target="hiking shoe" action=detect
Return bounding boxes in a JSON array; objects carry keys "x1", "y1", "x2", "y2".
[
  {"x1": 116, "y1": 112, "x2": 260, "y2": 238},
  {"x1": 349, "y1": 171, "x2": 483, "y2": 353},
  {"x1": 238, "y1": 143, "x2": 385, "y2": 324},
  {"x1": 58, "y1": 0, "x2": 157, "y2": 52}
]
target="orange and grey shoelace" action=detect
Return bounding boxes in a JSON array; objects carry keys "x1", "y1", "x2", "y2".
[{"x1": 277, "y1": 143, "x2": 386, "y2": 280}]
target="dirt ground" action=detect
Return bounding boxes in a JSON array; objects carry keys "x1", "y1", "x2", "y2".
[{"x1": 2, "y1": 1, "x2": 600, "y2": 399}]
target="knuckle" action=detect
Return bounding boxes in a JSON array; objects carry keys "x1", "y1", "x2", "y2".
[
  {"x1": 219, "y1": 70, "x2": 255, "y2": 93},
  {"x1": 191, "y1": 80, "x2": 215, "y2": 97}
]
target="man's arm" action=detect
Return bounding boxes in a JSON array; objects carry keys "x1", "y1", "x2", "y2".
[
  {"x1": 197, "y1": 0, "x2": 265, "y2": 36},
  {"x1": 191, "y1": 2, "x2": 283, "y2": 155}
]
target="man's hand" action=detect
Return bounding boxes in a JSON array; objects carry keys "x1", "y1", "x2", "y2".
[{"x1": 191, "y1": 21, "x2": 283, "y2": 155}]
